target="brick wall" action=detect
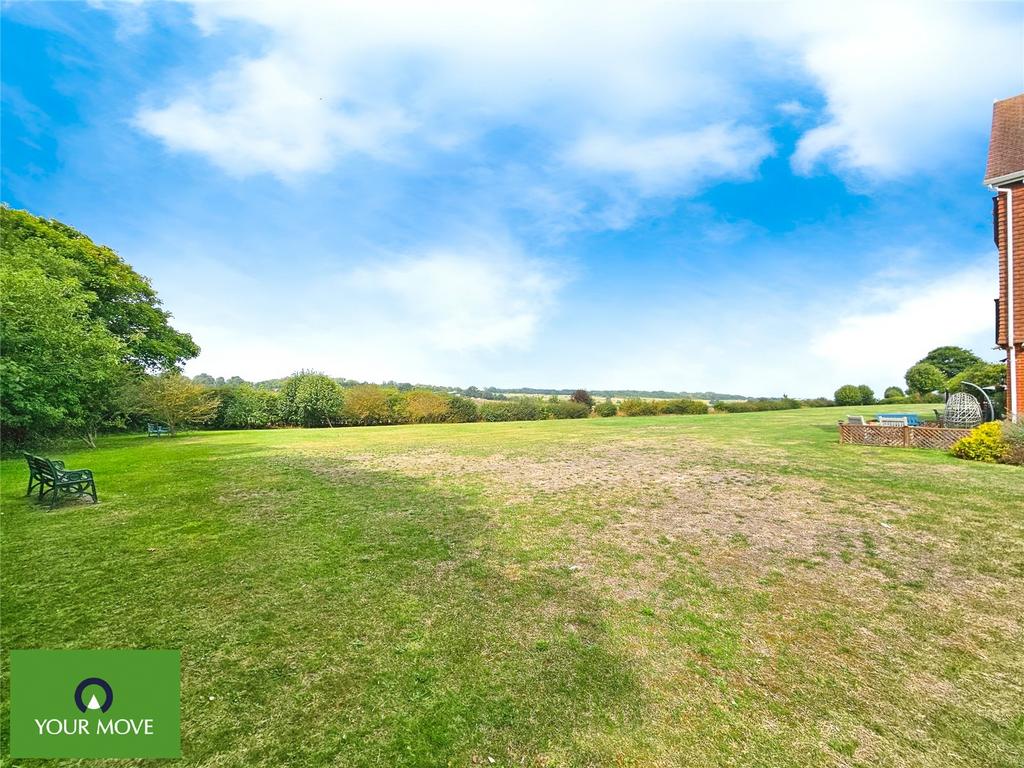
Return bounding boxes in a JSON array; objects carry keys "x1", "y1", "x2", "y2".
[{"x1": 994, "y1": 180, "x2": 1024, "y2": 418}]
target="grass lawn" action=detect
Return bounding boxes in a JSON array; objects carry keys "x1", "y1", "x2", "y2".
[{"x1": 2, "y1": 406, "x2": 1022, "y2": 767}]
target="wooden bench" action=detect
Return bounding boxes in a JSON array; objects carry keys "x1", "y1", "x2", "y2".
[
  {"x1": 147, "y1": 423, "x2": 171, "y2": 437},
  {"x1": 23, "y1": 453, "x2": 98, "y2": 509},
  {"x1": 877, "y1": 416, "x2": 909, "y2": 427},
  {"x1": 877, "y1": 412, "x2": 920, "y2": 426}
]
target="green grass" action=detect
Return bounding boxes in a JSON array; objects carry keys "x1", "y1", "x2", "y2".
[{"x1": 2, "y1": 406, "x2": 1022, "y2": 767}]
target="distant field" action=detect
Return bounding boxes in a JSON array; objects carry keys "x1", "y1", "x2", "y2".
[
  {"x1": 498, "y1": 392, "x2": 716, "y2": 403},
  {"x1": 2, "y1": 407, "x2": 1021, "y2": 767}
]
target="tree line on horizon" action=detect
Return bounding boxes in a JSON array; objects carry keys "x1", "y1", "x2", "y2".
[
  {"x1": 1, "y1": 207, "x2": 1004, "y2": 447},
  {"x1": 127, "y1": 372, "x2": 846, "y2": 435},
  {"x1": 190, "y1": 372, "x2": 752, "y2": 405}
]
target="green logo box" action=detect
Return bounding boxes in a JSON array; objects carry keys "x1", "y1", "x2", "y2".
[{"x1": 8, "y1": 649, "x2": 180, "y2": 759}]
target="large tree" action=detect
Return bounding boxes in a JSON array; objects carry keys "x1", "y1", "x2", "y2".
[
  {"x1": 834, "y1": 384, "x2": 866, "y2": 406},
  {"x1": 916, "y1": 346, "x2": 982, "y2": 380},
  {"x1": 0, "y1": 265, "x2": 129, "y2": 446},
  {"x1": 945, "y1": 362, "x2": 1005, "y2": 391},
  {"x1": 280, "y1": 372, "x2": 345, "y2": 427},
  {"x1": 905, "y1": 362, "x2": 946, "y2": 395},
  {"x1": 1, "y1": 207, "x2": 199, "y2": 444},
  {"x1": 1, "y1": 207, "x2": 198, "y2": 370}
]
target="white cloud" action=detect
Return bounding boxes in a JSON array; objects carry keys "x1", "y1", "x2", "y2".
[
  {"x1": 346, "y1": 247, "x2": 563, "y2": 352},
  {"x1": 809, "y1": 263, "x2": 998, "y2": 390},
  {"x1": 135, "y1": 52, "x2": 412, "y2": 175},
  {"x1": 781, "y1": 3, "x2": 1021, "y2": 178},
  {"x1": 133, "y1": 2, "x2": 755, "y2": 184},
  {"x1": 174, "y1": 241, "x2": 565, "y2": 381},
  {"x1": 133, "y1": 1, "x2": 1020, "y2": 187},
  {"x1": 564, "y1": 124, "x2": 774, "y2": 193},
  {"x1": 777, "y1": 100, "x2": 811, "y2": 120}
]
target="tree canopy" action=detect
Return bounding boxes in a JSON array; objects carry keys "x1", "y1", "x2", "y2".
[
  {"x1": 1, "y1": 207, "x2": 198, "y2": 371},
  {"x1": 280, "y1": 371, "x2": 345, "y2": 427},
  {"x1": 905, "y1": 362, "x2": 946, "y2": 395},
  {"x1": 130, "y1": 373, "x2": 220, "y2": 434},
  {"x1": 916, "y1": 346, "x2": 983, "y2": 380},
  {"x1": 1, "y1": 207, "x2": 198, "y2": 444},
  {"x1": 834, "y1": 384, "x2": 872, "y2": 406},
  {"x1": 945, "y1": 362, "x2": 1005, "y2": 391}
]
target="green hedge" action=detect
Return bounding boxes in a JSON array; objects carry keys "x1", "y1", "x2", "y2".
[
  {"x1": 659, "y1": 398, "x2": 708, "y2": 415},
  {"x1": 713, "y1": 398, "x2": 800, "y2": 413}
]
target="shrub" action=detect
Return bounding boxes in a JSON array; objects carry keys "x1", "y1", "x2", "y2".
[
  {"x1": 715, "y1": 398, "x2": 799, "y2": 413},
  {"x1": 217, "y1": 384, "x2": 280, "y2": 429},
  {"x1": 342, "y1": 384, "x2": 391, "y2": 426},
  {"x1": 618, "y1": 398, "x2": 659, "y2": 417},
  {"x1": 834, "y1": 385, "x2": 864, "y2": 406},
  {"x1": 442, "y1": 395, "x2": 479, "y2": 423},
  {"x1": 404, "y1": 389, "x2": 450, "y2": 423},
  {"x1": 543, "y1": 400, "x2": 591, "y2": 419},
  {"x1": 479, "y1": 397, "x2": 544, "y2": 422},
  {"x1": 594, "y1": 400, "x2": 618, "y2": 417},
  {"x1": 999, "y1": 421, "x2": 1024, "y2": 466},
  {"x1": 884, "y1": 386, "x2": 905, "y2": 400},
  {"x1": 659, "y1": 398, "x2": 707, "y2": 415},
  {"x1": 949, "y1": 422, "x2": 1007, "y2": 463},
  {"x1": 798, "y1": 397, "x2": 834, "y2": 408},
  {"x1": 130, "y1": 373, "x2": 220, "y2": 434},
  {"x1": 569, "y1": 389, "x2": 594, "y2": 407},
  {"x1": 905, "y1": 362, "x2": 945, "y2": 395}
]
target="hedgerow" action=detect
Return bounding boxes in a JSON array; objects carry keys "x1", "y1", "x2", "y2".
[
  {"x1": 713, "y1": 398, "x2": 800, "y2": 413},
  {"x1": 659, "y1": 398, "x2": 708, "y2": 415}
]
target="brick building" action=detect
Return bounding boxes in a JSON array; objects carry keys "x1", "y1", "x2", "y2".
[{"x1": 985, "y1": 93, "x2": 1024, "y2": 422}]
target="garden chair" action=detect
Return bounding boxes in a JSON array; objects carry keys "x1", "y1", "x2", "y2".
[{"x1": 846, "y1": 415, "x2": 866, "y2": 425}]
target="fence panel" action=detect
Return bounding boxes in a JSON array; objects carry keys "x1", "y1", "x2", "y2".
[{"x1": 839, "y1": 423, "x2": 972, "y2": 451}]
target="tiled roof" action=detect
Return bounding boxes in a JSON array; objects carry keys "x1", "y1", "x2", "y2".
[{"x1": 985, "y1": 93, "x2": 1024, "y2": 183}]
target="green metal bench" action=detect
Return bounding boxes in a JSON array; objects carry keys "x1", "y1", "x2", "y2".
[
  {"x1": 23, "y1": 453, "x2": 98, "y2": 509},
  {"x1": 147, "y1": 423, "x2": 171, "y2": 437}
]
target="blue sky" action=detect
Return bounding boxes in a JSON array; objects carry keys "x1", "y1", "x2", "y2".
[{"x1": 3, "y1": 1, "x2": 1021, "y2": 396}]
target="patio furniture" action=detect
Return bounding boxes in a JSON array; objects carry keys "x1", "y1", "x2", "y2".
[
  {"x1": 876, "y1": 412, "x2": 920, "y2": 426},
  {"x1": 23, "y1": 453, "x2": 98, "y2": 509},
  {"x1": 943, "y1": 392, "x2": 983, "y2": 429},
  {"x1": 147, "y1": 423, "x2": 171, "y2": 437},
  {"x1": 846, "y1": 415, "x2": 866, "y2": 425},
  {"x1": 878, "y1": 416, "x2": 909, "y2": 427}
]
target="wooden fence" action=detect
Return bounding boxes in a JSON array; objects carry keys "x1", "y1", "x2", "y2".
[{"x1": 838, "y1": 423, "x2": 973, "y2": 450}]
